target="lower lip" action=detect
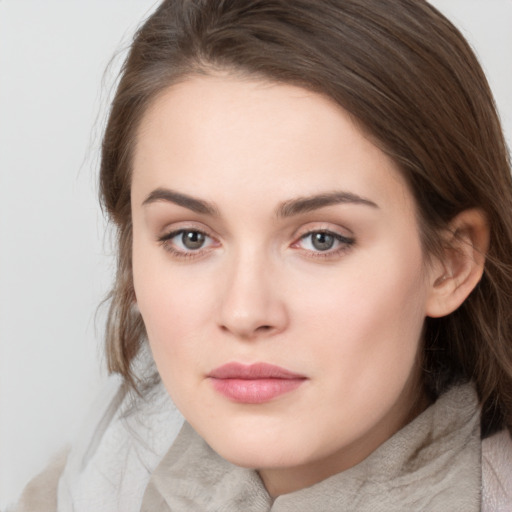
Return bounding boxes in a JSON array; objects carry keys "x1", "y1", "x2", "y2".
[{"x1": 209, "y1": 378, "x2": 305, "y2": 404}]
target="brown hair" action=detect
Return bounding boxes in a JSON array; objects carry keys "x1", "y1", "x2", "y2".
[{"x1": 100, "y1": 0, "x2": 512, "y2": 436}]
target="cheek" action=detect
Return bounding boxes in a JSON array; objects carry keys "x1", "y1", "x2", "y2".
[
  {"x1": 133, "y1": 228, "x2": 210, "y2": 331},
  {"x1": 135, "y1": 277, "x2": 208, "y2": 344},
  {"x1": 302, "y1": 243, "x2": 428, "y2": 390},
  {"x1": 132, "y1": 244, "x2": 218, "y2": 389},
  {"x1": 135, "y1": 283, "x2": 206, "y2": 407}
]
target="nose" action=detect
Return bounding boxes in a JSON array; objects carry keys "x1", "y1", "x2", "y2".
[{"x1": 217, "y1": 250, "x2": 289, "y2": 340}]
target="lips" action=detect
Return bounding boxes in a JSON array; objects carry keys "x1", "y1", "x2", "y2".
[{"x1": 207, "y1": 362, "x2": 307, "y2": 404}]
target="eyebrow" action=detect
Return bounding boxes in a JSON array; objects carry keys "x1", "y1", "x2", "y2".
[
  {"x1": 142, "y1": 188, "x2": 219, "y2": 216},
  {"x1": 142, "y1": 187, "x2": 378, "y2": 217},
  {"x1": 276, "y1": 191, "x2": 378, "y2": 218}
]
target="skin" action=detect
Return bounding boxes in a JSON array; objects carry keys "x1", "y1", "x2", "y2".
[{"x1": 130, "y1": 75, "x2": 477, "y2": 497}]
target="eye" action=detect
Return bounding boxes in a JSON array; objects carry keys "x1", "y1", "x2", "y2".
[
  {"x1": 307, "y1": 232, "x2": 337, "y2": 251},
  {"x1": 158, "y1": 228, "x2": 217, "y2": 257},
  {"x1": 295, "y1": 230, "x2": 355, "y2": 255},
  {"x1": 179, "y1": 230, "x2": 207, "y2": 250}
]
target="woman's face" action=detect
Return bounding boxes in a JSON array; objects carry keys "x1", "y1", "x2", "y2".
[{"x1": 131, "y1": 76, "x2": 435, "y2": 495}]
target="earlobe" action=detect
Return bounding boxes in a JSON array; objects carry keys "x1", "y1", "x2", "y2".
[{"x1": 426, "y1": 209, "x2": 489, "y2": 318}]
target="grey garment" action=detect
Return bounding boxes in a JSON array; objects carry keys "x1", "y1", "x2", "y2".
[
  {"x1": 482, "y1": 428, "x2": 512, "y2": 511},
  {"x1": 15, "y1": 383, "x2": 497, "y2": 511},
  {"x1": 141, "y1": 384, "x2": 482, "y2": 512}
]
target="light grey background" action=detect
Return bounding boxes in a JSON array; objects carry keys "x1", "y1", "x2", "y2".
[
  {"x1": 0, "y1": 1, "x2": 160, "y2": 507},
  {"x1": 0, "y1": 1, "x2": 511, "y2": 508}
]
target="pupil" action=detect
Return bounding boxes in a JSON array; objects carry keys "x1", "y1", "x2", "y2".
[
  {"x1": 182, "y1": 231, "x2": 205, "y2": 250},
  {"x1": 312, "y1": 232, "x2": 334, "y2": 251}
]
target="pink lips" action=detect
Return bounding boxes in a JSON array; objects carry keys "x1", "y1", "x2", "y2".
[{"x1": 208, "y1": 362, "x2": 306, "y2": 404}]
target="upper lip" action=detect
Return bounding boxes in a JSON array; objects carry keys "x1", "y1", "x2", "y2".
[{"x1": 208, "y1": 362, "x2": 306, "y2": 380}]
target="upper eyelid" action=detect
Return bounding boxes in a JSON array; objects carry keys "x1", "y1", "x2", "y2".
[
  {"x1": 295, "y1": 230, "x2": 355, "y2": 247},
  {"x1": 293, "y1": 223, "x2": 355, "y2": 240},
  {"x1": 157, "y1": 223, "x2": 214, "y2": 240},
  {"x1": 159, "y1": 227, "x2": 207, "y2": 237},
  {"x1": 299, "y1": 228, "x2": 353, "y2": 239},
  {"x1": 156, "y1": 223, "x2": 355, "y2": 244}
]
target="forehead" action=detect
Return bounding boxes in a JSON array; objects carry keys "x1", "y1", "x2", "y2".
[{"x1": 132, "y1": 75, "x2": 413, "y2": 217}]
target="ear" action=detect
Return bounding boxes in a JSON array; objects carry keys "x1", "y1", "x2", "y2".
[{"x1": 425, "y1": 209, "x2": 489, "y2": 318}]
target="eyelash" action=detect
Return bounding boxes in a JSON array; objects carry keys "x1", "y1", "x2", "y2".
[
  {"x1": 157, "y1": 228, "x2": 355, "y2": 260},
  {"x1": 158, "y1": 228, "x2": 217, "y2": 260},
  {"x1": 293, "y1": 230, "x2": 355, "y2": 259}
]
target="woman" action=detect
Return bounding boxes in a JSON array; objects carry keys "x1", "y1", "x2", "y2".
[{"x1": 15, "y1": 0, "x2": 512, "y2": 510}]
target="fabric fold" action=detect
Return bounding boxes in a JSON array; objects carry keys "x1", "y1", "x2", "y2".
[{"x1": 141, "y1": 383, "x2": 481, "y2": 511}]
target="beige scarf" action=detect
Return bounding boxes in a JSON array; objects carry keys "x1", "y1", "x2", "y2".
[{"x1": 141, "y1": 384, "x2": 481, "y2": 511}]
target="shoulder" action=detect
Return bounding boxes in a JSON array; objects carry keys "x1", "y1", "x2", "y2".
[
  {"x1": 482, "y1": 428, "x2": 512, "y2": 512},
  {"x1": 13, "y1": 373, "x2": 184, "y2": 512},
  {"x1": 12, "y1": 449, "x2": 68, "y2": 512},
  {"x1": 56, "y1": 374, "x2": 184, "y2": 512}
]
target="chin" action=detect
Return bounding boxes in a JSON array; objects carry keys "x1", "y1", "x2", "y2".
[
  {"x1": 197, "y1": 421, "x2": 314, "y2": 470},
  {"x1": 218, "y1": 443, "x2": 307, "y2": 470}
]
